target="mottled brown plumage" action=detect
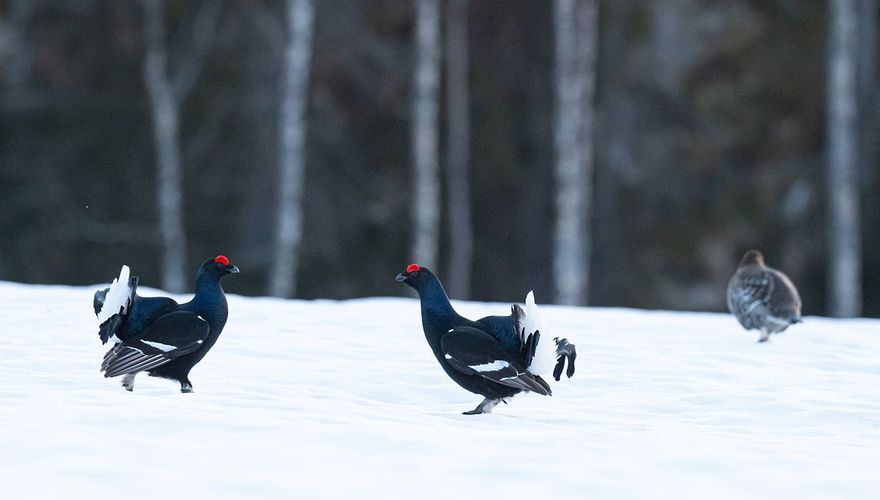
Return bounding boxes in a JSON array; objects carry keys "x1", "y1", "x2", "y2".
[{"x1": 727, "y1": 250, "x2": 802, "y2": 342}]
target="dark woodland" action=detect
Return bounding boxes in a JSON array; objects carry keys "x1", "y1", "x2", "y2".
[{"x1": 1, "y1": 0, "x2": 878, "y2": 317}]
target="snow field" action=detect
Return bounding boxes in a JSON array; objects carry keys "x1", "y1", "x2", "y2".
[{"x1": 0, "y1": 282, "x2": 878, "y2": 499}]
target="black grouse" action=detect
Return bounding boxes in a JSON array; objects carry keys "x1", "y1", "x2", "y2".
[
  {"x1": 727, "y1": 250, "x2": 802, "y2": 343},
  {"x1": 397, "y1": 264, "x2": 576, "y2": 414},
  {"x1": 93, "y1": 255, "x2": 239, "y2": 392}
]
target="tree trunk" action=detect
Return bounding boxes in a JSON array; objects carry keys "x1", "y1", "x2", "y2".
[
  {"x1": 269, "y1": 0, "x2": 315, "y2": 298},
  {"x1": 827, "y1": 0, "x2": 862, "y2": 317},
  {"x1": 3, "y1": 0, "x2": 34, "y2": 100},
  {"x1": 553, "y1": 0, "x2": 598, "y2": 306},
  {"x1": 411, "y1": 0, "x2": 442, "y2": 267},
  {"x1": 444, "y1": 0, "x2": 472, "y2": 299},
  {"x1": 143, "y1": 0, "x2": 187, "y2": 293},
  {"x1": 858, "y1": 0, "x2": 879, "y2": 187}
]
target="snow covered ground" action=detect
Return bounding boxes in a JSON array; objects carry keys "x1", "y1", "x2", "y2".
[{"x1": 0, "y1": 280, "x2": 878, "y2": 499}]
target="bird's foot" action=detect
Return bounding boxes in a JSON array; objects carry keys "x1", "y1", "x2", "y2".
[
  {"x1": 462, "y1": 398, "x2": 501, "y2": 415},
  {"x1": 180, "y1": 383, "x2": 194, "y2": 393},
  {"x1": 121, "y1": 374, "x2": 136, "y2": 392}
]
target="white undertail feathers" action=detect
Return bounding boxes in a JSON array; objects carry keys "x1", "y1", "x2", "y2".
[
  {"x1": 522, "y1": 291, "x2": 558, "y2": 376},
  {"x1": 96, "y1": 265, "x2": 131, "y2": 325}
]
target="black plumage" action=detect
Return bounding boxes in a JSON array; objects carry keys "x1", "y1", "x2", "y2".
[
  {"x1": 727, "y1": 250, "x2": 802, "y2": 342},
  {"x1": 93, "y1": 255, "x2": 239, "y2": 392},
  {"x1": 397, "y1": 264, "x2": 576, "y2": 414}
]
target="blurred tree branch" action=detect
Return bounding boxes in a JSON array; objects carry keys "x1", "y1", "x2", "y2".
[
  {"x1": 242, "y1": 1, "x2": 286, "y2": 56},
  {"x1": 171, "y1": 0, "x2": 224, "y2": 101}
]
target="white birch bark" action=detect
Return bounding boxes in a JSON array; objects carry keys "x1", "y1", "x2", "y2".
[
  {"x1": 143, "y1": 0, "x2": 187, "y2": 293},
  {"x1": 828, "y1": 0, "x2": 862, "y2": 317},
  {"x1": 553, "y1": 0, "x2": 598, "y2": 306},
  {"x1": 444, "y1": 0, "x2": 472, "y2": 299},
  {"x1": 412, "y1": 0, "x2": 441, "y2": 267},
  {"x1": 269, "y1": 0, "x2": 315, "y2": 298}
]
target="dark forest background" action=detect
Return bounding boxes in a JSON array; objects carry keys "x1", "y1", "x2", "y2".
[{"x1": 1, "y1": 0, "x2": 878, "y2": 317}]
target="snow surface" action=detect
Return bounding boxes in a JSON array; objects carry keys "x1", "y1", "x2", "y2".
[{"x1": 0, "y1": 281, "x2": 878, "y2": 499}]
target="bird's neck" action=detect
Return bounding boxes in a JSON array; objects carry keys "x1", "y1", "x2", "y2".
[
  {"x1": 417, "y1": 279, "x2": 464, "y2": 347},
  {"x1": 191, "y1": 275, "x2": 228, "y2": 324}
]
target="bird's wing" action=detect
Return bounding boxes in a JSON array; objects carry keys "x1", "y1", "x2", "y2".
[
  {"x1": 101, "y1": 311, "x2": 209, "y2": 378},
  {"x1": 125, "y1": 295, "x2": 179, "y2": 335},
  {"x1": 441, "y1": 326, "x2": 551, "y2": 396},
  {"x1": 766, "y1": 270, "x2": 802, "y2": 321},
  {"x1": 728, "y1": 269, "x2": 774, "y2": 329},
  {"x1": 475, "y1": 314, "x2": 521, "y2": 353}
]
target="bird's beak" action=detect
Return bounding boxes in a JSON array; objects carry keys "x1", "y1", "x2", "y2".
[
  {"x1": 229, "y1": 265, "x2": 240, "y2": 274},
  {"x1": 395, "y1": 273, "x2": 407, "y2": 282}
]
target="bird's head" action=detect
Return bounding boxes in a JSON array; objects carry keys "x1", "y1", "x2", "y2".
[
  {"x1": 395, "y1": 263, "x2": 434, "y2": 290},
  {"x1": 740, "y1": 249, "x2": 765, "y2": 267},
  {"x1": 200, "y1": 255, "x2": 240, "y2": 279}
]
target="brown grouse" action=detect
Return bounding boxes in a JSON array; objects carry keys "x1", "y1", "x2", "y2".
[{"x1": 727, "y1": 250, "x2": 802, "y2": 342}]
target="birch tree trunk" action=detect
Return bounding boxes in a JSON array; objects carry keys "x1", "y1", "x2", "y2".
[
  {"x1": 411, "y1": 0, "x2": 442, "y2": 267},
  {"x1": 444, "y1": 0, "x2": 472, "y2": 299},
  {"x1": 553, "y1": 0, "x2": 598, "y2": 306},
  {"x1": 143, "y1": 0, "x2": 187, "y2": 293},
  {"x1": 269, "y1": 0, "x2": 315, "y2": 298},
  {"x1": 827, "y1": 0, "x2": 862, "y2": 317},
  {"x1": 142, "y1": 0, "x2": 222, "y2": 293}
]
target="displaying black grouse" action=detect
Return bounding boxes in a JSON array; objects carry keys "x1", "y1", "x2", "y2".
[
  {"x1": 727, "y1": 250, "x2": 802, "y2": 343},
  {"x1": 397, "y1": 264, "x2": 576, "y2": 414},
  {"x1": 93, "y1": 255, "x2": 239, "y2": 392}
]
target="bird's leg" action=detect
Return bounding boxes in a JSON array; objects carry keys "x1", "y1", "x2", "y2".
[
  {"x1": 462, "y1": 398, "x2": 502, "y2": 415},
  {"x1": 121, "y1": 373, "x2": 136, "y2": 392},
  {"x1": 180, "y1": 379, "x2": 194, "y2": 393},
  {"x1": 758, "y1": 328, "x2": 770, "y2": 343}
]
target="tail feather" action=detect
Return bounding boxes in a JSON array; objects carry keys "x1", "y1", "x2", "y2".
[
  {"x1": 516, "y1": 291, "x2": 578, "y2": 381},
  {"x1": 552, "y1": 338, "x2": 577, "y2": 381},
  {"x1": 534, "y1": 374, "x2": 552, "y2": 395},
  {"x1": 96, "y1": 266, "x2": 138, "y2": 344},
  {"x1": 521, "y1": 330, "x2": 540, "y2": 368},
  {"x1": 523, "y1": 292, "x2": 558, "y2": 376},
  {"x1": 95, "y1": 265, "x2": 132, "y2": 324},
  {"x1": 512, "y1": 304, "x2": 525, "y2": 343}
]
